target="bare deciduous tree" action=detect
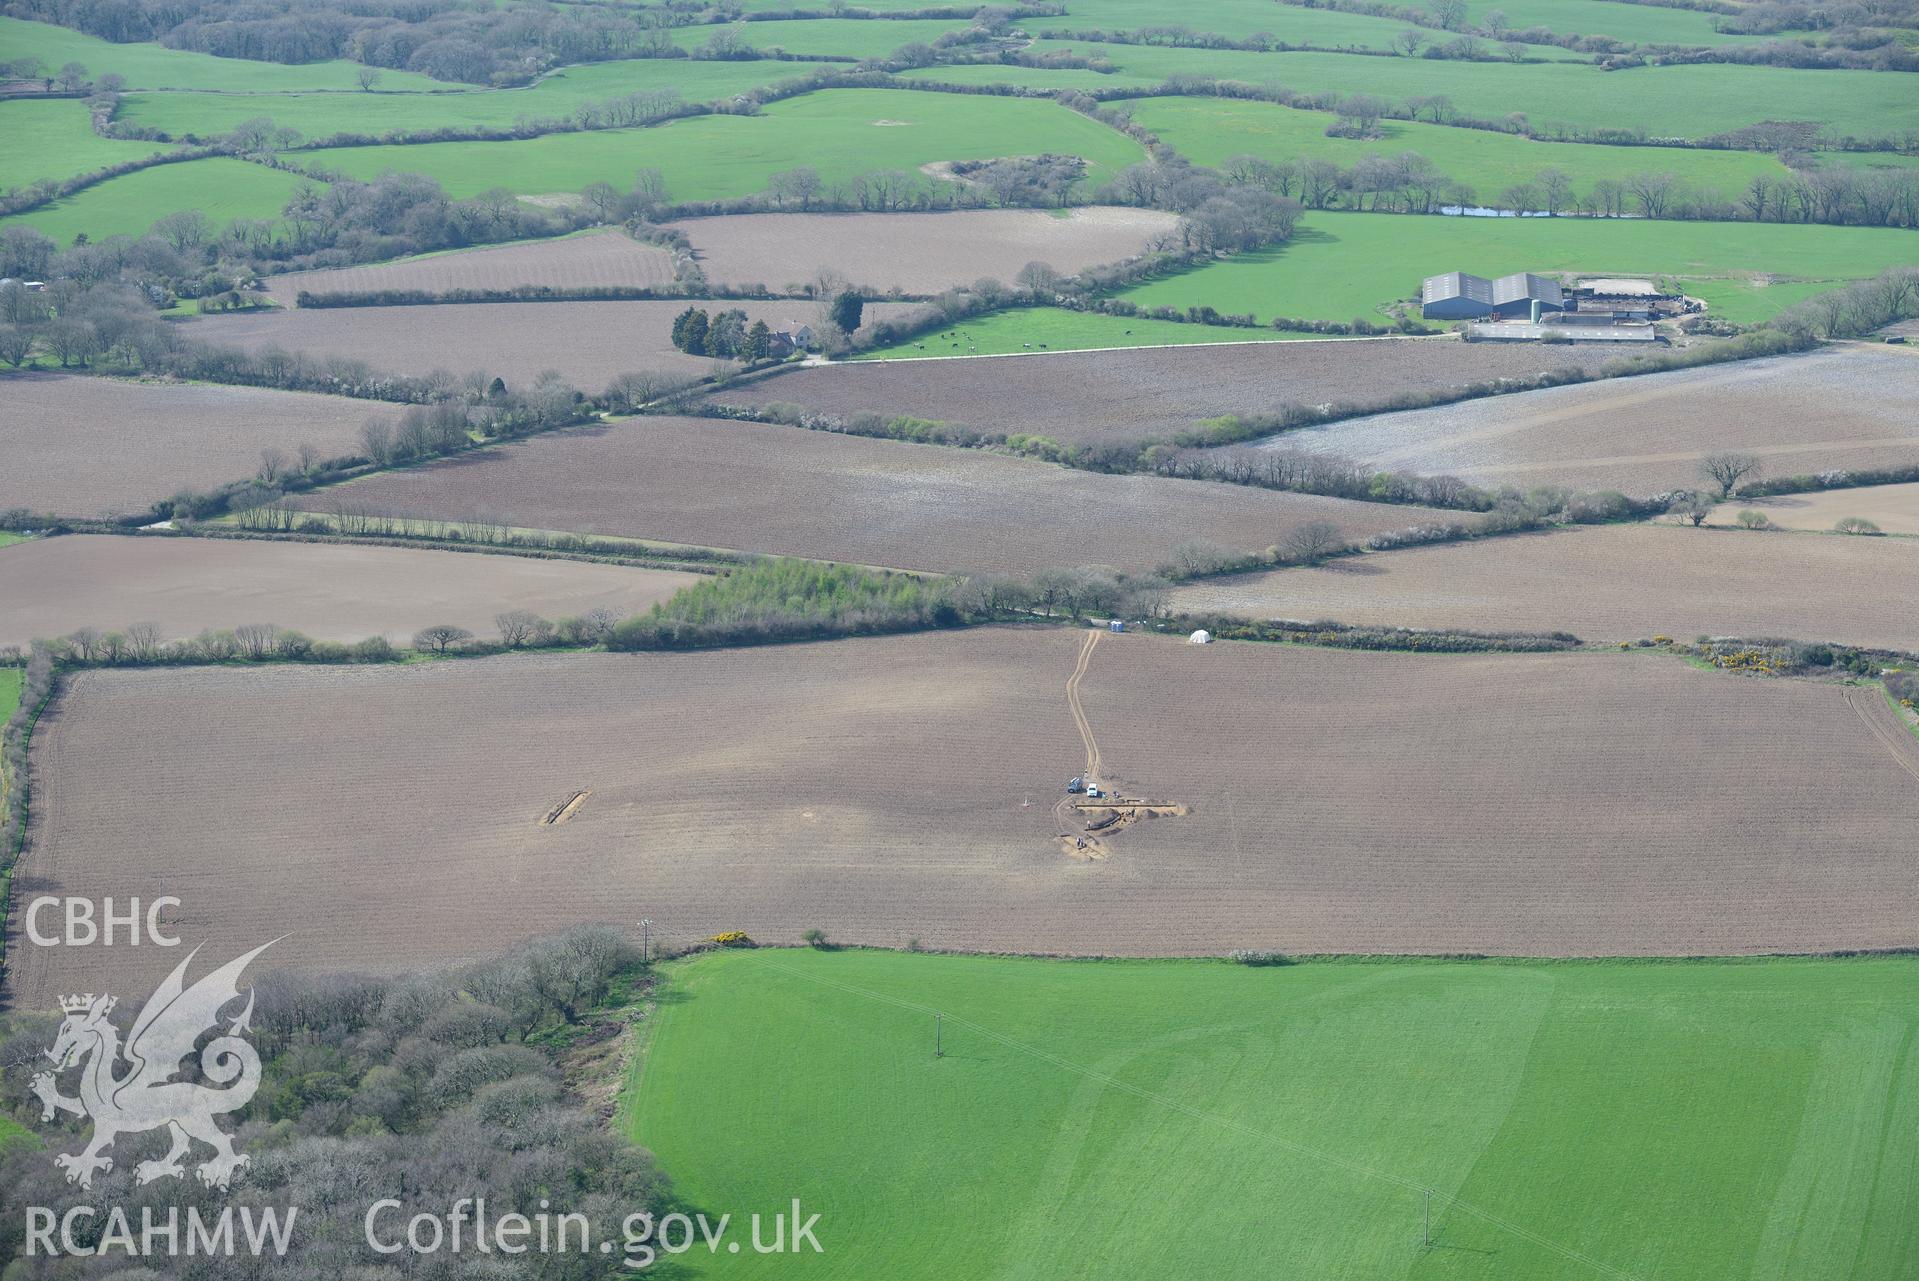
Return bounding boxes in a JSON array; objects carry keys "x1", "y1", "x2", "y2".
[
  {"x1": 1669, "y1": 491, "x2": 1715, "y2": 527},
  {"x1": 495, "y1": 610, "x2": 550, "y2": 648},
  {"x1": 1700, "y1": 452, "x2": 1760, "y2": 498},
  {"x1": 235, "y1": 622, "x2": 279, "y2": 659},
  {"x1": 413, "y1": 624, "x2": 474, "y2": 653},
  {"x1": 1282, "y1": 520, "x2": 1347, "y2": 566}
]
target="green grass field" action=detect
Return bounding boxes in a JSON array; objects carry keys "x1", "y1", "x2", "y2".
[
  {"x1": 308, "y1": 88, "x2": 1147, "y2": 202},
  {"x1": 1120, "y1": 211, "x2": 1919, "y2": 324},
  {"x1": 0, "y1": 16, "x2": 444, "y2": 92},
  {"x1": 856, "y1": 306, "x2": 1349, "y2": 358},
  {"x1": 625, "y1": 948, "x2": 1919, "y2": 1281},
  {"x1": 1021, "y1": 42, "x2": 1919, "y2": 140},
  {"x1": 5, "y1": 157, "x2": 316, "y2": 244},
  {"x1": 1123, "y1": 97, "x2": 1789, "y2": 204},
  {"x1": 0, "y1": 666, "x2": 21, "y2": 722},
  {"x1": 115, "y1": 59, "x2": 840, "y2": 142},
  {"x1": 0, "y1": 98, "x2": 178, "y2": 187}
]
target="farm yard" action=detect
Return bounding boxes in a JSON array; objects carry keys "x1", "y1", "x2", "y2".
[
  {"x1": 260, "y1": 230, "x2": 679, "y2": 305},
  {"x1": 1267, "y1": 346, "x2": 1919, "y2": 495},
  {"x1": 0, "y1": 374, "x2": 371, "y2": 519},
  {"x1": 0, "y1": 534, "x2": 699, "y2": 647},
  {"x1": 281, "y1": 416, "x2": 1446, "y2": 574},
  {"x1": 629, "y1": 948, "x2": 1918, "y2": 1281},
  {"x1": 4, "y1": 0, "x2": 1919, "y2": 1268},
  {"x1": 1120, "y1": 213, "x2": 1919, "y2": 326},
  {"x1": 709, "y1": 338, "x2": 1625, "y2": 445},
  {"x1": 185, "y1": 299, "x2": 920, "y2": 386},
  {"x1": 666, "y1": 208, "x2": 1180, "y2": 295},
  {"x1": 1169, "y1": 524, "x2": 1919, "y2": 652},
  {"x1": 17, "y1": 630, "x2": 1919, "y2": 1009}
]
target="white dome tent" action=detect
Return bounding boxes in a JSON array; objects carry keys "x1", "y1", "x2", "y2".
[{"x1": 1188, "y1": 629, "x2": 1212, "y2": 645}]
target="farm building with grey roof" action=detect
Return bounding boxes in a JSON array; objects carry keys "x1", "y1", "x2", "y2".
[{"x1": 1421, "y1": 271, "x2": 1565, "y2": 320}]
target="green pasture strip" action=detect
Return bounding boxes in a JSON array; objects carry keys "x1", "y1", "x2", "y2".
[
  {"x1": 626, "y1": 947, "x2": 1919, "y2": 1281},
  {"x1": 0, "y1": 16, "x2": 444, "y2": 92},
  {"x1": 1124, "y1": 96, "x2": 1789, "y2": 201},
  {"x1": 855, "y1": 306, "x2": 1363, "y2": 357},
  {"x1": 305, "y1": 88, "x2": 1147, "y2": 202},
  {"x1": 1118, "y1": 210, "x2": 1919, "y2": 324},
  {"x1": 1022, "y1": 41, "x2": 1919, "y2": 139},
  {"x1": 3, "y1": 157, "x2": 317, "y2": 244}
]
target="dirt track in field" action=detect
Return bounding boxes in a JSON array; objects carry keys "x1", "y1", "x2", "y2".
[
  {"x1": 707, "y1": 338, "x2": 1623, "y2": 446},
  {"x1": 669, "y1": 207, "x2": 1180, "y2": 294},
  {"x1": 14, "y1": 630, "x2": 1919, "y2": 1005},
  {"x1": 284, "y1": 415, "x2": 1447, "y2": 575},
  {"x1": 0, "y1": 373, "x2": 370, "y2": 519},
  {"x1": 185, "y1": 300, "x2": 918, "y2": 390},
  {"x1": 0, "y1": 534, "x2": 697, "y2": 646},
  {"x1": 263, "y1": 231, "x2": 678, "y2": 306},
  {"x1": 1269, "y1": 347, "x2": 1919, "y2": 495},
  {"x1": 1170, "y1": 524, "x2": 1919, "y2": 652}
]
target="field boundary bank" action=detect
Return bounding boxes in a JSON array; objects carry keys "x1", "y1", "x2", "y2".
[{"x1": 179, "y1": 526, "x2": 732, "y2": 575}]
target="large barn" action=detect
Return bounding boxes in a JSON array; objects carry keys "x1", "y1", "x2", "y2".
[{"x1": 1421, "y1": 271, "x2": 1566, "y2": 320}]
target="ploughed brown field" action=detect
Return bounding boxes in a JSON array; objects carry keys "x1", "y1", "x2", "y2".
[
  {"x1": 284, "y1": 415, "x2": 1445, "y2": 575},
  {"x1": 0, "y1": 534, "x2": 698, "y2": 647},
  {"x1": 0, "y1": 373, "x2": 369, "y2": 519},
  {"x1": 705, "y1": 338, "x2": 1624, "y2": 446},
  {"x1": 262, "y1": 230, "x2": 678, "y2": 306},
  {"x1": 185, "y1": 300, "x2": 919, "y2": 389},
  {"x1": 16, "y1": 629, "x2": 1919, "y2": 1004},
  {"x1": 667, "y1": 207, "x2": 1180, "y2": 294},
  {"x1": 1170, "y1": 523, "x2": 1919, "y2": 651},
  {"x1": 1269, "y1": 346, "x2": 1919, "y2": 495},
  {"x1": 1708, "y1": 482, "x2": 1919, "y2": 534}
]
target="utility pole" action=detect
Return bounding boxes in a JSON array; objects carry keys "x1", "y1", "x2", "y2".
[
  {"x1": 934, "y1": 1013, "x2": 943, "y2": 1059},
  {"x1": 639, "y1": 919, "x2": 653, "y2": 963},
  {"x1": 1423, "y1": 1189, "x2": 1432, "y2": 1249}
]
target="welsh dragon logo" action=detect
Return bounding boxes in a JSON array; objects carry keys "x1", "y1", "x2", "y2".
[{"x1": 29, "y1": 942, "x2": 273, "y2": 1191}]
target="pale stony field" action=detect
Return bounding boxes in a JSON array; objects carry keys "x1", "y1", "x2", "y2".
[{"x1": 1263, "y1": 347, "x2": 1919, "y2": 495}]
